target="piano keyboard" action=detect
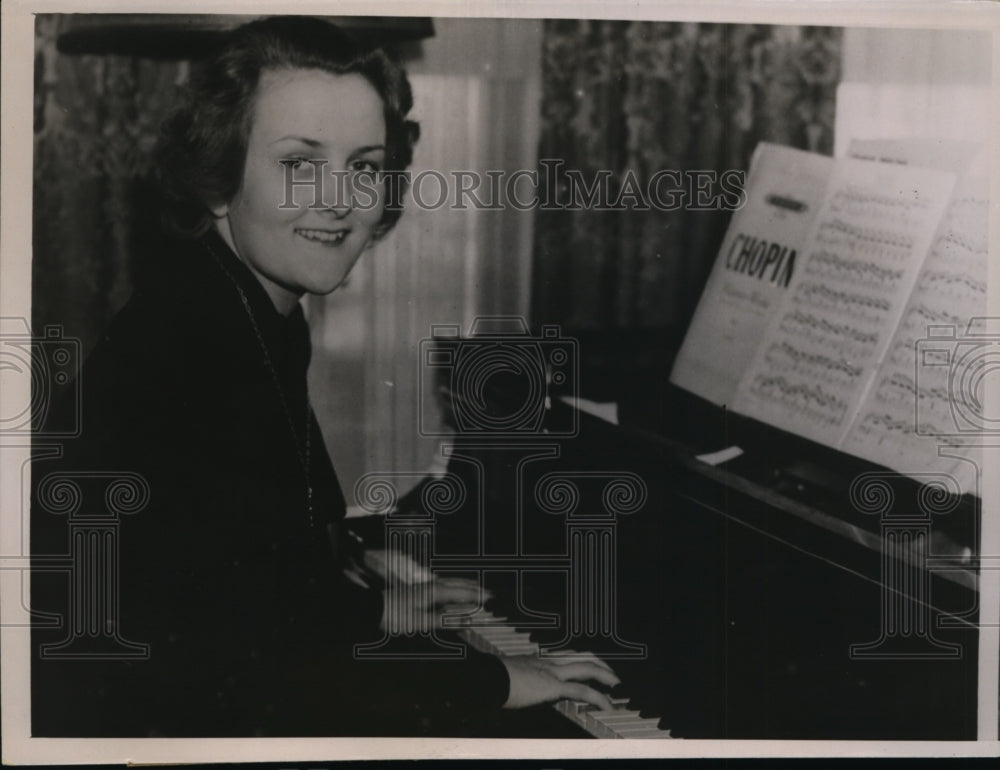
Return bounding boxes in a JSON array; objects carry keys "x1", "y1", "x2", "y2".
[{"x1": 453, "y1": 612, "x2": 673, "y2": 739}]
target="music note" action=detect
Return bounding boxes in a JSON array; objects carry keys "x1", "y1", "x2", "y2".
[{"x1": 842, "y1": 174, "x2": 987, "y2": 482}]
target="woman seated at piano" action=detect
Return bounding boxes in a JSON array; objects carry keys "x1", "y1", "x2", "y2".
[{"x1": 31, "y1": 15, "x2": 618, "y2": 737}]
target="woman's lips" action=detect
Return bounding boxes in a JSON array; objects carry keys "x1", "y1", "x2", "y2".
[{"x1": 295, "y1": 227, "x2": 349, "y2": 245}]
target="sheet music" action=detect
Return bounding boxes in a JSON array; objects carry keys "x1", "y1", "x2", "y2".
[
  {"x1": 670, "y1": 143, "x2": 833, "y2": 405},
  {"x1": 731, "y1": 158, "x2": 957, "y2": 447},
  {"x1": 846, "y1": 137, "x2": 982, "y2": 176},
  {"x1": 841, "y1": 175, "x2": 988, "y2": 489}
]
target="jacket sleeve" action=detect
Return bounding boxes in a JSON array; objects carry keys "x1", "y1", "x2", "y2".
[
  {"x1": 32, "y1": 300, "x2": 512, "y2": 737},
  {"x1": 34, "y1": 445, "x2": 512, "y2": 736}
]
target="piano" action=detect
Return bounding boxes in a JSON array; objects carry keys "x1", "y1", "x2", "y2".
[{"x1": 361, "y1": 330, "x2": 981, "y2": 739}]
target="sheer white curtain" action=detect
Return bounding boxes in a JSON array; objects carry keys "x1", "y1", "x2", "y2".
[
  {"x1": 837, "y1": 25, "x2": 996, "y2": 742},
  {"x1": 834, "y1": 27, "x2": 991, "y2": 157},
  {"x1": 306, "y1": 19, "x2": 542, "y2": 507}
]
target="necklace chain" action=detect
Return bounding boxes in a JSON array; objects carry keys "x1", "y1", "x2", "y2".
[{"x1": 205, "y1": 241, "x2": 316, "y2": 529}]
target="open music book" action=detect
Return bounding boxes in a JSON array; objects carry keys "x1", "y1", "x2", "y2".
[{"x1": 670, "y1": 141, "x2": 988, "y2": 494}]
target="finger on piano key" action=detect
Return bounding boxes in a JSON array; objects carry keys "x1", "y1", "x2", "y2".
[
  {"x1": 444, "y1": 610, "x2": 508, "y2": 628},
  {"x1": 474, "y1": 636, "x2": 535, "y2": 651},
  {"x1": 471, "y1": 614, "x2": 510, "y2": 625},
  {"x1": 541, "y1": 648, "x2": 617, "y2": 673},
  {"x1": 555, "y1": 699, "x2": 594, "y2": 731},
  {"x1": 494, "y1": 643, "x2": 540, "y2": 656},
  {"x1": 554, "y1": 699, "x2": 585, "y2": 720},
  {"x1": 474, "y1": 629, "x2": 538, "y2": 652},
  {"x1": 477, "y1": 627, "x2": 530, "y2": 639},
  {"x1": 555, "y1": 699, "x2": 592, "y2": 716},
  {"x1": 458, "y1": 629, "x2": 498, "y2": 655}
]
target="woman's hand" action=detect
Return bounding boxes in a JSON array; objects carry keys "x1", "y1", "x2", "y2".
[
  {"x1": 380, "y1": 576, "x2": 490, "y2": 633},
  {"x1": 501, "y1": 651, "x2": 621, "y2": 710}
]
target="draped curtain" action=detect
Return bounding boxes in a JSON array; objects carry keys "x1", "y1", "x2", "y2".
[
  {"x1": 33, "y1": 15, "x2": 186, "y2": 356},
  {"x1": 532, "y1": 21, "x2": 842, "y2": 338},
  {"x1": 32, "y1": 15, "x2": 841, "y2": 492}
]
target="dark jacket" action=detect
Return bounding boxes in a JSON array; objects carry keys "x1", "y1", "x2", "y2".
[{"x1": 31, "y1": 229, "x2": 509, "y2": 737}]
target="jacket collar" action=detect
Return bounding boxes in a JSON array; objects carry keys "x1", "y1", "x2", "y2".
[{"x1": 197, "y1": 227, "x2": 312, "y2": 376}]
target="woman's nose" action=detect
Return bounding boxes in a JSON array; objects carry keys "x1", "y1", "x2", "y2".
[{"x1": 322, "y1": 171, "x2": 353, "y2": 216}]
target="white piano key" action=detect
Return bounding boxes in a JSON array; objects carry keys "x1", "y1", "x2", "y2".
[
  {"x1": 477, "y1": 625, "x2": 530, "y2": 635},
  {"x1": 591, "y1": 711, "x2": 643, "y2": 726},
  {"x1": 612, "y1": 726, "x2": 673, "y2": 739},
  {"x1": 605, "y1": 717, "x2": 661, "y2": 732},
  {"x1": 584, "y1": 708, "x2": 635, "y2": 737},
  {"x1": 475, "y1": 630, "x2": 530, "y2": 642},
  {"x1": 592, "y1": 711, "x2": 649, "y2": 739}
]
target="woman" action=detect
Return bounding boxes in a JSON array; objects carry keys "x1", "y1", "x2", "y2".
[{"x1": 31, "y1": 15, "x2": 617, "y2": 737}]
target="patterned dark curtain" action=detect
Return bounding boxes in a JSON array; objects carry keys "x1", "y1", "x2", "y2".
[
  {"x1": 34, "y1": 17, "x2": 842, "y2": 360},
  {"x1": 532, "y1": 21, "x2": 841, "y2": 345},
  {"x1": 33, "y1": 15, "x2": 185, "y2": 357}
]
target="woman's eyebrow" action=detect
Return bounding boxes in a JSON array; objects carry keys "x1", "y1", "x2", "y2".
[
  {"x1": 270, "y1": 138, "x2": 387, "y2": 156},
  {"x1": 350, "y1": 144, "x2": 387, "y2": 156},
  {"x1": 270, "y1": 135, "x2": 323, "y2": 147}
]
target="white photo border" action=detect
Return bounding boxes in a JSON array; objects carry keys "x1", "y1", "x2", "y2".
[{"x1": 3, "y1": 0, "x2": 999, "y2": 763}]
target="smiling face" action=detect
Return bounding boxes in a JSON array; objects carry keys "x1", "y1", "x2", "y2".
[{"x1": 213, "y1": 68, "x2": 387, "y2": 315}]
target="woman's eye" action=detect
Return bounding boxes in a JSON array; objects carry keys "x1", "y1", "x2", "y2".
[
  {"x1": 282, "y1": 157, "x2": 308, "y2": 170},
  {"x1": 350, "y1": 159, "x2": 381, "y2": 174}
]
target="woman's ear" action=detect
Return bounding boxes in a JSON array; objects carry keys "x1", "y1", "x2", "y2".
[{"x1": 209, "y1": 201, "x2": 230, "y2": 218}]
